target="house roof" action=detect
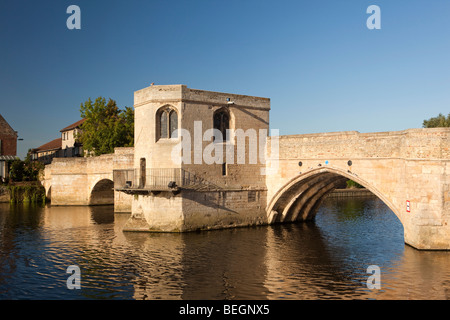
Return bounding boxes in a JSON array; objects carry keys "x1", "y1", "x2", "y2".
[
  {"x1": 60, "y1": 119, "x2": 86, "y2": 132},
  {"x1": 0, "y1": 114, "x2": 18, "y2": 137},
  {"x1": 31, "y1": 138, "x2": 62, "y2": 153}
]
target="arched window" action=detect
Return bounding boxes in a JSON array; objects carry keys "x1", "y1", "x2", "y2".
[
  {"x1": 157, "y1": 106, "x2": 178, "y2": 140},
  {"x1": 169, "y1": 110, "x2": 178, "y2": 138},
  {"x1": 213, "y1": 108, "x2": 230, "y2": 142}
]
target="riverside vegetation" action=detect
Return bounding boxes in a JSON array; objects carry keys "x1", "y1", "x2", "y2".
[
  {"x1": 1, "y1": 155, "x2": 46, "y2": 204},
  {"x1": 6, "y1": 184, "x2": 46, "y2": 204}
]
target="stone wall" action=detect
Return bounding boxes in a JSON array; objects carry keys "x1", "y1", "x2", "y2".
[
  {"x1": 128, "y1": 84, "x2": 271, "y2": 232},
  {"x1": 265, "y1": 128, "x2": 450, "y2": 250},
  {"x1": 43, "y1": 147, "x2": 134, "y2": 210},
  {"x1": 133, "y1": 84, "x2": 270, "y2": 189},
  {"x1": 124, "y1": 188, "x2": 267, "y2": 232},
  {"x1": 113, "y1": 147, "x2": 134, "y2": 212},
  {"x1": 126, "y1": 192, "x2": 184, "y2": 232},
  {"x1": 48, "y1": 157, "x2": 89, "y2": 205},
  {"x1": 182, "y1": 189, "x2": 267, "y2": 231}
]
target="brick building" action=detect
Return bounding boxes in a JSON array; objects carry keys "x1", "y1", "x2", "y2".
[
  {"x1": 30, "y1": 119, "x2": 85, "y2": 164},
  {"x1": 0, "y1": 114, "x2": 18, "y2": 180}
]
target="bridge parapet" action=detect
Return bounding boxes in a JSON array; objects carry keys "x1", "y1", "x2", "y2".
[
  {"x1": 270, "y1": 128, "x2": 449, "y2": 160},
  {"x1": 42, "y1": 147, "x2": 134, "y2": 209}
]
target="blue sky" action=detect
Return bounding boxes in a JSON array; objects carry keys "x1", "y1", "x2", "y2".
[{"x1": 1, "y1": 0, "x2": 449, "y2": 159}]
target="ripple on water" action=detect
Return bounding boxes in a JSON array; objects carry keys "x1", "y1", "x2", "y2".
[{"x1": 1, "y1": 199, "x2": 450, "y2": 300}]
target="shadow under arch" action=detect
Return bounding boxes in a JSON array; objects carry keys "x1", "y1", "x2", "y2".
[
  {"x1": 90, "y1": 178, "x2": 114, "y2": 206},
  {"x1": 46, "y1": 186, "x2": 51, "y2": 202},
  {"x1": 267, "y1": 167, "x2": 403, "y2": 227}
]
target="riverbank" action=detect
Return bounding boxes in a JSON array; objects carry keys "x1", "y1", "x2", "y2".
[
  {"x1": 328, "y1": 188, "x2": 374, "y2": 198},
  {"x1": 0, "y1": 186, "x2": 9, "y2": 202},
  {"x1": 0, "y1": 182, "x2": 46, "y2": 203}
]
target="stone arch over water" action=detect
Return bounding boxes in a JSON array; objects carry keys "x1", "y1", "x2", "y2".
[
  {"x1": 267, "y1": 167, "x2": 403, "y2": 227},
  {"x1": 90, "y1": 178, "x2": 114, "y2": 206},
  {"x1": 45, "y1": 185, "x2": 52, "y2": 201}
]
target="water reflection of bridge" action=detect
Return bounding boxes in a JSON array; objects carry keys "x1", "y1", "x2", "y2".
[{"x1": 3, "y1": 202, "x2": 449, "y2": 299}]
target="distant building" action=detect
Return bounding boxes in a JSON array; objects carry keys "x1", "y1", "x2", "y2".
[
  {"x1": 0, "y1": 114, "x2": 18, "y2": 181},
  {"x1": 60, "y1": 118, "x2": 85, "y2": 158},
  {"x1": 30, "y1": 138, "x2": 62, "y2": 165},
  {"x1": 30, "y1": 119, "x2": 85, "y2": 164}
]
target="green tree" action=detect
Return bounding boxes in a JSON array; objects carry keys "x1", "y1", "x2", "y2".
[
  {"x1": 23, "y1": 153, "x2": 44, "y2": 181},
  {"x1": 9, "y1": 159, "x2": 24, "y2": 182},
  {"x1": 423, "y1": 113, "x2": 450, "y2": 128},
  {"x1": 78, "y1": 97, "x2": 134, "y2": 156},
  {"x1": 346, "y1": 179, "x2": 363, "y2": 189},
  {"x1": 8, "y1": 154, "x2": 43, "y2": 182}
]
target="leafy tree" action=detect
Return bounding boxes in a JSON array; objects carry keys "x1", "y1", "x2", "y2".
[
  {"x1": 78, "y1": 97, "x2": 134, "y2": 156},
  {"x1": 346, "y1": 179, "x2": 363, "y2": 189},
  {"x1": 423, "y1": 113, "x2": 450, "y2": 128},
  {"x1": 9, "y1": 159, "x2": 24, "y2": 182},
  {"x1": 24, "y1": 153, "x2": 44, "y2": 181},
  {"x1": 8, "y1": 154, "x2": 44, "y2": 182}
]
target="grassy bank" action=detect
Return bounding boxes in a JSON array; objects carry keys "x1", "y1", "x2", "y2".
[{"x1": 0, "y1": 182, "x2": 46, "y2": 204}]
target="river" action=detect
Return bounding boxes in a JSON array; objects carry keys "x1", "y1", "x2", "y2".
[{"x1": 1, "y1": 195, "x2": 449, "y2": 300}]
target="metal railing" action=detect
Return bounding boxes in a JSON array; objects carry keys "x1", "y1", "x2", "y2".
[{"x1": 113, "y1": 168, "x2": 210, "y2": 190}]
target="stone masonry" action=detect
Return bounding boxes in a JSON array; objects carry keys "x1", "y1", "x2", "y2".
[
  {"x1": 42, "y1": 85, "x2": 450, "y2": 250},
  {"x1": 266, "y1": 129, "x2": 450, "y2": 250},
  {"x1": 125, "y1": 85, "x2": 270, "y2": 232}
]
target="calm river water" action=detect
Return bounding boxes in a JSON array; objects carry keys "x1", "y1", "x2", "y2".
[{"x1": 1, "y1": 195, "x2": 450, "y2": 300}]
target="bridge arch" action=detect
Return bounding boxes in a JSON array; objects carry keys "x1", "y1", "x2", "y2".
[
  {"x1": 46, "y1": 185, "x2": 52, "y2": 201},
  {"x1": 267, "y1": 167, "x2": 402, "y2": 226},
  {"x1": 89, "y1": 178, "x2": 114, "y2": 206}
]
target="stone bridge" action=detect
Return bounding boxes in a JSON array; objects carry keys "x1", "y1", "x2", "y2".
[
  {"x1": 42, "y1": 128, "x2": 450, "y2": 250},
  {"x1": 265, "y1": 128, "x2": 450, "y2": 250},
  {"x1": 41, "y1": 147, "x2": 134, "y2": 212}
]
